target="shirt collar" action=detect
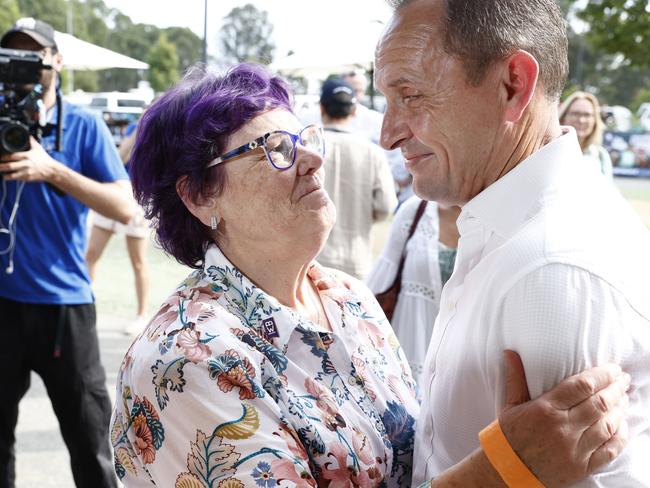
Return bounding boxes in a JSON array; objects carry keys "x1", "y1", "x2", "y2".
[
  {"x1": 38, "y1": 103, "x2": 68, "y2": 153},
  {"x1": 460, "y1": 127, "x2": 582, "y2": 238},
  {"x1": 323, "y1": 123, "x2": 352, "y2": 134},
  {"x1": 201, "y1": 245, "x2": 339, "y2": 350},
  {"x1": 46, "y1": 99, "x2": 67, "y2": 124}
]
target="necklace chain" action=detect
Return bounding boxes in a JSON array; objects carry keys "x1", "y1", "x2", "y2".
[
  {"x1": 311, "y1": 288, "x2": 325, "y2": 328},
  {"x1": 315, "y1": 305, "x2": 322, "y2": 327}
]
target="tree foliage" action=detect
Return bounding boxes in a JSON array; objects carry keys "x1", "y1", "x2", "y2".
[
  {"x1": 165, "y1": 26, "x2": 203, "y2": 75},
  {"x1": 6, "y1": 0, "x2": 202, "y2": 93},
  {"x1": 577, "y1": 0, "x2": 650, "y2": 69},
  {"x1": 147, "y1": 35, "x2": 179, "y2": 92},
  {"x1": 99, "y1": 14, "x2": 160, "y2": 91},
  {"x1": 16, "y1": 0, "x2": 67, "y2": 31},
  {"x1": 631, "y1": 86, "x2": 650, "y2": 113},
  {"x1": 559, "y1": 0, "x2": 650, "y2": 108},
  {"x1": 220, "y1": 3, "x2": 275, "y2": 64},
  {"x1": 0, "y1": 0, "x2": 20, "y2": 34}
]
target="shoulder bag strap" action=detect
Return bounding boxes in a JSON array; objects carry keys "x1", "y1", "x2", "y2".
[{"x1": 383, "y1": 199, "x2": 428, "y2": 292}]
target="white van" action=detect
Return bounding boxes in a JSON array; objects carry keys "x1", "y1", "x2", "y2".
[
  {"x1": 88, "y1": 92, "x2": 148, "y2": 115},
  {"x1": 87, "y1": 92, "x2": 149, "y2": 144}
]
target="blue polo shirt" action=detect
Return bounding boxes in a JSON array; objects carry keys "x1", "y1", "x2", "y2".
[{"x1": 0, "y1": 103, "x2": 128, "y2": 304}]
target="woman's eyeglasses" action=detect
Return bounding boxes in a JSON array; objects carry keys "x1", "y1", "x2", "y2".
[
  {"x1": 566, "y1": 110, "x2": 595, "y2": 121},
  {"x1": 206, "y1": 124, "x2": 325, "y2": 171}
]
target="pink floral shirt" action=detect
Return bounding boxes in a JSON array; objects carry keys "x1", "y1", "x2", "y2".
[{"x1": 111, "y1": 245, "x2": 419, "y2": 487}]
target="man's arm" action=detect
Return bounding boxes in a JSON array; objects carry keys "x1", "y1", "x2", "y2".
[
  {"x1": 0, "y1": 137, "x2": 136, "y2": 224},
  {"x1": 118, "y1": 130, "x2": 137, "y2": 165},
  {"x1": 495, "y1": 262, "x2": 648, "y2": 482},
  {"x1": 428, "y1": 356, "x2": 630, "y2": 487}
]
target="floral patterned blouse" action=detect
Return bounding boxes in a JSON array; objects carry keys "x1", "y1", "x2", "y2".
[{"x1": 111, "y1": 245, "x2": 420, "y2": 487}]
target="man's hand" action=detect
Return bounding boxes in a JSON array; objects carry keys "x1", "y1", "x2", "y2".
[
  {"x1": 0, "y1": 137, "x2": 60, "y2": 182},
  {"x1": 500, "y1": 350, "x2": 630, "y2": 487}
]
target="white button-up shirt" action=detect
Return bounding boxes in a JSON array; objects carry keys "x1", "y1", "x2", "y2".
[{"x1": 412, "y1": 129, "x2": 650, "y2": 486}]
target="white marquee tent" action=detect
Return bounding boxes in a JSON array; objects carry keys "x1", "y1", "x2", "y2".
[{"x1": 54, "y1": 31, "x2": 148, "y2": 71}]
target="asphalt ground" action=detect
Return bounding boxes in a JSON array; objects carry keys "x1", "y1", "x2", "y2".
[{"x1": 13, "y1": 177, "x2": 650, "y2": 487}]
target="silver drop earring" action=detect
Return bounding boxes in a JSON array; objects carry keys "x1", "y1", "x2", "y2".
[{"x1": 210, "y1": 215, "x2": 219, "y2": 230}]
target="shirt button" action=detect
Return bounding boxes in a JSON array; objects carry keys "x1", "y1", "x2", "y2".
[{"x1": 447, "y1": 301, "x2": 456, "y2": 313}]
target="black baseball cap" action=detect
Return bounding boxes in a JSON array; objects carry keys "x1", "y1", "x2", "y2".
[{"x1": 1, "y1": 17, "x2": 57, "y2": 49}]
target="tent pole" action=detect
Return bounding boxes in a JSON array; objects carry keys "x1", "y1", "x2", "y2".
[
  {"x1": 66, "y1": 0, "x2": 74, "y2": 92},
  {"x1": 368, "y1": 62, "x2": 375, "y2": 111},
  {"x1": 202, "y1": 0, "x2": 208, "y2": 64}
]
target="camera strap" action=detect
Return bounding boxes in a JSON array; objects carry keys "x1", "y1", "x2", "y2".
[
  {"x1": 56, "y1": 90, "x2": 62, "y2": 152},
  {"x1": 0, "y1": 178, "x2": 27, "y2": 274},
  {"x1": 40, "y1": 122, "x2": 58, "y2": 138}
]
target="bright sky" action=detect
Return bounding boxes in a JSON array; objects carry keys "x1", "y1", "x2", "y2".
[{"x1": 102, "y1": 0, "x2": 394, "y2": 60}]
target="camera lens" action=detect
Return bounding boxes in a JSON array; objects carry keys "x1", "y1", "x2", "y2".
[{"x1": 0, "y1": 122, "x2": 30, "y2": 153}]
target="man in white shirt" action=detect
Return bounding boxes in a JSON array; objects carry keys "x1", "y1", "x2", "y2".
[{"x1": 375, "y1": 0, "x2": 650, "y2": 486}]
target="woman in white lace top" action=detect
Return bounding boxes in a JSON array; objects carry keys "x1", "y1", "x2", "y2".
[{"x1": 367, "y1": 196, "x2": 460, "y2": 386}]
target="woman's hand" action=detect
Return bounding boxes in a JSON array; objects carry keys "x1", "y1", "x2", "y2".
[{"x1": 500, "y1": 350, "x2": 630, "y2": 487}]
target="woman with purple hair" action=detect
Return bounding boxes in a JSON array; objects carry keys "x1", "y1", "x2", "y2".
[{"x1": 110, "y1": 64, "x2": 627, "y2": 487}]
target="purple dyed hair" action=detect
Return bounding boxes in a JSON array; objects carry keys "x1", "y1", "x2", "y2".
[{"x1": 129, "y1": 63, "x2": 294, "y2": 268}]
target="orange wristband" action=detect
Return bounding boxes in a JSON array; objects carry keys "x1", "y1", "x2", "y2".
[{"x1": 479, "y1": 419, "x2": 545, "y2": 488}]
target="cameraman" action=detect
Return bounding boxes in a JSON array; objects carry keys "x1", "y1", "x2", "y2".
[{"x1": 0, "y1": 18, "x2": 134, "y2": 488}]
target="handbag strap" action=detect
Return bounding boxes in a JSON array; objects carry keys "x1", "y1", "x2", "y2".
[{"x1": 387, "y1": 199, "x2": 428, "y2": 290}]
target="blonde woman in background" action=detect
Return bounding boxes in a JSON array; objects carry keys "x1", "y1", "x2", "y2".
[{"x1": 560, "y1": 90, "x2": 614, "y2": 180}]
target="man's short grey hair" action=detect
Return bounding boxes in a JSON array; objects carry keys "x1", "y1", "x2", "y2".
[{"x1": 386, "y1": 0, "x2": 568, "y2": 100}]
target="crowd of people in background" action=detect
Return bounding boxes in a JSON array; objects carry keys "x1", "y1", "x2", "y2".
[{"x1": 315, "y1": 78, "x2": 396, "y2": 279}]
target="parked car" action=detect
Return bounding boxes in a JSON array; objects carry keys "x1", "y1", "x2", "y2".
[{"x1": 87, "y1": 92, "x2": 149, "y2": 144}]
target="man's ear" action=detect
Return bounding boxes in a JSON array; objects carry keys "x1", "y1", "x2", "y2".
[
  {"x1": 176, "y1": 175, "x2": 214, "y2": 227},
  {"x1": 499, "y1": 50, "x2": 539, "y2": 123}
]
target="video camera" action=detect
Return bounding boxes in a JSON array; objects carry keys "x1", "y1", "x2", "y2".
[{"x1": 0, "y1": 47, "x2": 49, "y2": 154}]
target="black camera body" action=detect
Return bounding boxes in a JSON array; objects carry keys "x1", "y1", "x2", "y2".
[{"x1": 0, "y1": 47, "x2": 48, "y2": 155}]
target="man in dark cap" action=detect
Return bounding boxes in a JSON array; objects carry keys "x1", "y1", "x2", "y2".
[
  {"x1": 0, "y1": 17, "x2": 134, "y2": 488},
  {"x1": 316, "y1": 78, "x2": 396, "y2": 279}
]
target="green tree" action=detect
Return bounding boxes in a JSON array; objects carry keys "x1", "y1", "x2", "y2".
[
  {"x1": 631, "y1": 87, "x2": 650, "y2": 113},
  {"x1": 147, "y1": 35, "x2": 179, "y2": 92},
  {"x1": 10, "y1": 1, "x2": 148, "y2": 92},
  {"x1": 574, "y1": 0, "x2": 650, "y2": 68},
  {"x1": 16, "y1": 0, "x2": 67, "y2": 31},
  {"x1": 98, "y1": 14, "x2": 159, "y2": 91},
  {"x1": 0, "y1": 0, "x2": 20, "y2": 34},
  {"x1": 164, "y1": 26, "x2": 202, "y2": 74},
  {"x1": 70, "y1": 0, "x2": 111, "y2": 46},
  {"x1": 72, "y1": 70, "x2": 99, "y2": 92},
  {"x1": 559, "y1": 2, "x2": 650, "y2": 109},
  {"x1": 220, "y1": 3, "x2": 275, "y2": 64},
  {"x1": 564, "y1": 28, "x2": 650, "y2": 108}
]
